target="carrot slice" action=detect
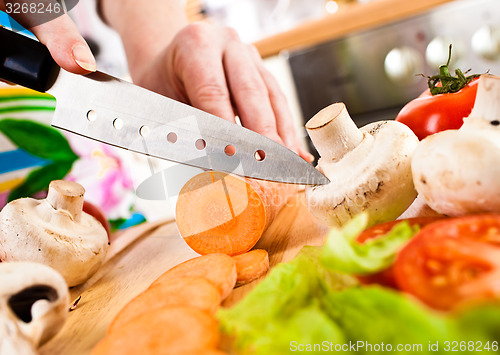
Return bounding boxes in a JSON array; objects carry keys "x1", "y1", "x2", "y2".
[
  {"x1": 108, "y1": 277, "x2": 221, "y2": 333},
  {"x1": 92, "y1": 308, "x2": 219, "y2": 355},
  {"x1": 176, "y1": 171, "x2": 295, "y2": 256},
  {"x1": 233, "y1": 249, "x2": 270, "y2": 286},
  {"x1": 151, "y1": 253, "x2": 237, "y2": 300}
]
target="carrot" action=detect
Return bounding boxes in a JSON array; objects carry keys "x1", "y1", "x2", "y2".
[
  {"x1": 233, "y1": 249, "x2": 270, "y2": 286},
  {"x1": 92, "y1": 307, "x2": 219, "y2": 355},
  {"x1": 176, "y1": 171, "x2": 295, "y2": 256},
  {"x1": 108, "y1": 277, "x2": 221, "y2": 333},
  {"x1": 151, "y1": 253, "x2": 237, "y2": 300}
]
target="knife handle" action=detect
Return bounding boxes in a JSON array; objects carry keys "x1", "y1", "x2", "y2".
[{"x1": 0, "y1": 26, "x2": 60, "y2": 92}]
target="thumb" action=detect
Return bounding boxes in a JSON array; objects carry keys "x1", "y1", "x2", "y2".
[{"x1": 9, "y1": 11, "x2": 96, "y2": 74}]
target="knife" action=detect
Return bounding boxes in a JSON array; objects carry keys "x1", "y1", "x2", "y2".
[{"x1": 0, "y1": 26, "x2": 328, "y2": 185}]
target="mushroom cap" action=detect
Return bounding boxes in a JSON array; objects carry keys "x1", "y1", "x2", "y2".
[
  {"x1": 0, "y1": 261, "x2": 69, "y2": 348},
  {"x1": 0, "y1": 198, "x2": 109, "y2": 286},
  {"x1": 306, "y1": 120, "x2": 418, "y2": 227},
  {"x1": 412, "y1": 127, "x2": 500, "y2": 215}
]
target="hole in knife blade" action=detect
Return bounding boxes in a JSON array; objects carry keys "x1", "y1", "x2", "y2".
[
  {"x1": 224, "y1": 145, "x2": 236, "y2": 156},
  {"x1": 113, "y1": 118, "x2": 123, "y2": 130},
  {"x1": 167, "y1": 132, "x2": 177, "y2": 143},
  {"x1": 195, "y1": 139, "x2": 206, "y2": 150},
  {"x1": 139, "y1": 125, "x2": 150, "y2": 137},
  {"x1": 86, "y1": 110, "x2": 97, "y2": 122},
  {"x1": 255, "y1": 150, "x2": 266, "y2": 161}
]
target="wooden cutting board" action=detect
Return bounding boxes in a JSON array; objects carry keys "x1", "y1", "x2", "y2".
[{"x1": 39, "y1": 192, "x2": 328, "y2": 355}]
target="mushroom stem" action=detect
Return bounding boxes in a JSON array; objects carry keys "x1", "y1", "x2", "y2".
[
  {"x1": 305, "y1": 103, "x2": 364, "y2": 161},
  {"x1": 46, "y1": 180, "x2": 85, "y2": 222},
  {"x1": 466, "y1": 74, "x2": 500, "y2": 123}
]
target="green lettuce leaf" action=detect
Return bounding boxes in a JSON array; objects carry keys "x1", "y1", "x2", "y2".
[
  {"x1": 220, "y1": 268, "x2": 498, "y2": 355},
  {"x1": 219, "y1": 217, "x2": 500, "y2": 355},
  {"x1": 322, "y1": 287, "x2": 500, "y2": 354},
  {"x1": 245, "y1": 304, "x2": 345, "y2": 355},
  {"x1": 218, "y1": 248, "x2": 357, "y2": 355},
  {"x1": 321, "y1": 214, "x2": 419, "y2": 275},
  {"x1": 454, "y1": 304, "x2": 500, "y2": 345},
  {"x1": 322, "y1": 286, "x2": 457, "y2": 353}
]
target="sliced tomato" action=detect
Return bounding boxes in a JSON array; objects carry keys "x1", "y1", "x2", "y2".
[
  {"x1": 356, "y1": 264, "x2": 399, "y2": 289},
  {"x1": 356, "y1": 217, "x2": 443, "y2": 288},
  {"x1": 394, "y1": 215, "x2": 500, "y2": 311},
  {"x1": 357, "y1": 217, "x2": 444, "y2": 243}
]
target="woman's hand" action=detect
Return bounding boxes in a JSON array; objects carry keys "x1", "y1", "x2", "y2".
[
  {"x1": 2, "y1": 0, "x2": 313, "y2": 161},
  {"x1": 0, "y1": 0, "x2": 96, "y2": 74},
  {"x1": 129, "y1": 23, "x2": 313, "y2": 161},
  {"x1": 101, "y1": 0, "x2": 312, "y2": 161}
]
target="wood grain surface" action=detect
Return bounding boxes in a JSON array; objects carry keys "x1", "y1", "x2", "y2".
[
  {"x1": 39, "y1": 190, "x2": 437, "y2": 354},
  {"x1": 39, "y1": 220, "x2": 198, "y2": 355},
  {"x1": 39, "y1": 191, "x2": 327, "y2": 354},
  {"x1": 223, "y1": 193, "x2": 328, "y2": 307}
]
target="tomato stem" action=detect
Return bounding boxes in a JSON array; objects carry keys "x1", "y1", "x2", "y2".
[{"x1": 427, "y1": 45, "x2": 479, "y2": 96}]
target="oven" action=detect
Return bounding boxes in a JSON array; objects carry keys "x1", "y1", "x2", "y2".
[{"x1": 287, "y1": 0, "x2": 500, "y2": 156}]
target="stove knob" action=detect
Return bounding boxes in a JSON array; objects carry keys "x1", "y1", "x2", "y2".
[
  {"x1": 426, "y1": 36, "x2": 464, "y2": 69},
  {"x1": 384, "y1": 47, "x2": 423, "y2": 83},
  {"x1": 472, "y1": 25, "x2": 500, "y2": 61}
]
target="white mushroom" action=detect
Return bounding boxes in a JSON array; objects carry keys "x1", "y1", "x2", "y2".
[
  {"x1": 0, "y1": 262, "x2": 69, "y2": 354},
  {"x1": 412, "y1": 74, "x2": 500, "y2": 216},
  {"x1": 0, "y1": 180, "x2": 109, "y2": 286},
  {"x1": 305, "y1": 103, "x2": 419, "y2": 227}
]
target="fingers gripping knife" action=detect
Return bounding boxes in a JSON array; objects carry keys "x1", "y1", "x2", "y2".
[{"x1": 0, "y1": 26, "x2": 328, "y2": 185}]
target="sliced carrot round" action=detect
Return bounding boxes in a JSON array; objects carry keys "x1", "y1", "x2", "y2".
[
  {"x1": 176, "y1": 171, "x2": 267, "y2": 255},
  {"x1": 233, "y1": 249, "x2": 269, "y2": 286},
  {"x1": 108, "y1": 277, "x2": 221, "y2": 333},
  {"x1": 151, "y1": 253, "x2": 237, "y2": 300},
  {"x1": 92, "y1": 307, "x2": 219, "y2": 355}
]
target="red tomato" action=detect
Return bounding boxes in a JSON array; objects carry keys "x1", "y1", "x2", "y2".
[
  {"x1": 357, "y1": 217, "x2": 444, "y2": 243},
  {"x1": 83, "y1": 201, "x2": 111, "y2": 241},
  {"x1": 357, "y1": 217, "x2": 443, "y2": 288},
  {"x1": 394, "y1": 215, "x2": 500, "y2": 311},
  {"x1": 396, "y1": 78, "x2": 478, "y2": 140}
]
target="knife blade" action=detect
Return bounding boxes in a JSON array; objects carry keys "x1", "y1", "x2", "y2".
[{"x1": 0, "y1": 26, "x2": 329, "y2": 185}]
